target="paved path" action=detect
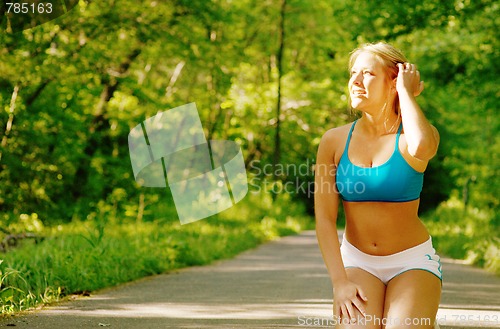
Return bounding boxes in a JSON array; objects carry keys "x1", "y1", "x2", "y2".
[{"x1": 1, "y1": 231, "x2": 499, "y2": 328}]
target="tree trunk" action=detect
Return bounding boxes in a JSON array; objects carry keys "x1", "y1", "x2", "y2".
[
  {"x1": 72, "y1": 48, "x2": 142, "y2": 200},
  {"x1": 273, "y1": 0, "x2": 286, "y2": 180}
]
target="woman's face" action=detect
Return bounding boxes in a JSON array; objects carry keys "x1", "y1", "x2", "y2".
[{"x1": 348, "y1": 52, "x2": 391, "y2": 113}]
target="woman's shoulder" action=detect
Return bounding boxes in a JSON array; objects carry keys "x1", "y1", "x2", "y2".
[
  {"x1": 320, "y1": 121, "x2": 355, "y2": 144},
  {"x1": 317, "y1": 122, "x2": 355, "y2": 163}
]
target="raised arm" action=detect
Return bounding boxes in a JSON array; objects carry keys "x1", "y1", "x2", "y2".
[
  {"x1": 314, "y1": 129, "x2": 367, "y2": 321},
  {"x1": 396, "y1": 62, "x2": 440, "y2": 161}
]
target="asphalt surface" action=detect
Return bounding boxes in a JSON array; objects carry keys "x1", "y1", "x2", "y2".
[{"x1": 1, "y1": 231, "x2": 499, "y2": 328}]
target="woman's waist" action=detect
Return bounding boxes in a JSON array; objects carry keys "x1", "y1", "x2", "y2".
[{"x1": 344, "y1": 212, "x2": 429, "y2": 255}]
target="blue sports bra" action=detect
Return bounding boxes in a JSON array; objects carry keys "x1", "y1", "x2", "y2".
[{"x1": 335, "y1": 120, "x2": 424, "y2": 202}]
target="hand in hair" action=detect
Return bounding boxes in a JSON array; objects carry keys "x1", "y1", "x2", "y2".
[{"x1": 396, "y1": 62, "x2": 425, "y2": 97}]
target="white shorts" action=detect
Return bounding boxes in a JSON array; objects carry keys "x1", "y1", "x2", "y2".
[{"x1": 340, "y1": 234, "x2": 442, "y2": 285}]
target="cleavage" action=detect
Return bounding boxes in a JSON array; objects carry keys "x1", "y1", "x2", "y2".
[{"x1": 348, "y1": 133, "x2": 396, "y2": 168}]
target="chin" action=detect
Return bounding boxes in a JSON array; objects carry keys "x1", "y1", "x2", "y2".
[{"x1": 350, "y1": 100, "x2": 363, "y2": 109}]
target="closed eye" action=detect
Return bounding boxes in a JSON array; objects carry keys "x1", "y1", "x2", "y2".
[{"x1": 350, "y1": 70, "x2": 374, "y2": 76}]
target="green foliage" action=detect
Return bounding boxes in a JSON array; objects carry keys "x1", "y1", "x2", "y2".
[
  {"x1": 0, "y1": 0, "x2": 498, "y2": 312},
  {"x1": 0, "y1": 0, "x2": 496, "y2": 223},
  {"x1": 423, "y1": 197, "x2": 500, "y2": 275}
]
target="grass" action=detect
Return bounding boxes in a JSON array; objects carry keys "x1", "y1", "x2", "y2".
[
  {"x1": 0, "y1": 191, "x2": 313, "y2": 316},
  {"x1": 422, "y1": 197, "x2": 500, "y2": 275}
]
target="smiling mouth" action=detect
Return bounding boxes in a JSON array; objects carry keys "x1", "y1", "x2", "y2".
[{"x1": 351, "y1": 90, "x2": 366, "y2": 96}]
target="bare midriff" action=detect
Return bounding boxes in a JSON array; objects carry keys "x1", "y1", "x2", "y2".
[{"x1": 343, "y1": 199, "x2": 430, "y2": 256}]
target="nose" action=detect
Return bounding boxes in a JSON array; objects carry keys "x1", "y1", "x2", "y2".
[{"x1": 350, "y1": 72, "x2": 363, "y2": 86}]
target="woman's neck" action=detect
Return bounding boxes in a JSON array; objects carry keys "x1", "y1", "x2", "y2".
[{"x1": 359, "y1": 112, "x2": 400, "y2": 136}]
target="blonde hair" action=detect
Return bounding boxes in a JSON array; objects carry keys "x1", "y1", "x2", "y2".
[{"x1": 348, "y1": 42, "x2": 408, "y2": 127}]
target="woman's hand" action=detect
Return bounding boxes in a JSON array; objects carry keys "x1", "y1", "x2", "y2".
[
  {"x1": 396, "y1": 62, "x2": 424, "y2": 97},
  {"x1": 333, "y1": 279, "x2": 368, "y2": 324}
]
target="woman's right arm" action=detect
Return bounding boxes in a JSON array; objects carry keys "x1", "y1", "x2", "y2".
[{"x1": 314, "y1": 129, "x2": 367, "y2": 321}]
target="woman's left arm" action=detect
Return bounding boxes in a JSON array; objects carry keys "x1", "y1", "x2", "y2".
[{"x1": 396, "y1": 62, "x2": 440, "y2": 161}]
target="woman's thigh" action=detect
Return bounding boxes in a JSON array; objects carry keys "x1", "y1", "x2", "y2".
[
  {"x1": 383, "y1": 270, "x2": 441, "y2": 328},
  {"x1": 336, "y1": 268, "x2": 386, "y2": 329}
]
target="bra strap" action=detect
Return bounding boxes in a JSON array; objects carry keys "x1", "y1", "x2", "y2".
[
  {"x1": 344, "y1": 120, "x2": 357, "y2": 153},
  {"x1": 395, "y1": 122, "x2": 403, "y2": 150}
]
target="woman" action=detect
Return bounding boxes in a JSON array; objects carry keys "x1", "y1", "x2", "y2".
[{"x1": 315, "y1": 42, "x2": 442, "y2": 328}]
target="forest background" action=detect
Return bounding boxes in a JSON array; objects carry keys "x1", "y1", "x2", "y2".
[{"x1": 0, "y1": 0, "x2": 498, "y2": 314}]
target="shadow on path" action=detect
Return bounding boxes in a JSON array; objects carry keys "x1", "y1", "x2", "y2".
[{"x1": 1, "y1": 231, "x2": 499, "y2": 328}]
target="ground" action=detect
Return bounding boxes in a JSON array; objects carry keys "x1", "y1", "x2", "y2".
[{"x1": 1, "y1": 231, "x2": 499, "y2": 328}]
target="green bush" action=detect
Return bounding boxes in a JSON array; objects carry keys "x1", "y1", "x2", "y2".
[{"x1": 423, "y1": 197, "x2": 500, "y2": 275}]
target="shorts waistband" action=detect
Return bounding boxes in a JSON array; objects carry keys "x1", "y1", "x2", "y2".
[{"x1": 341, "y1": 233, "x2": 435, "y2": 265}]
